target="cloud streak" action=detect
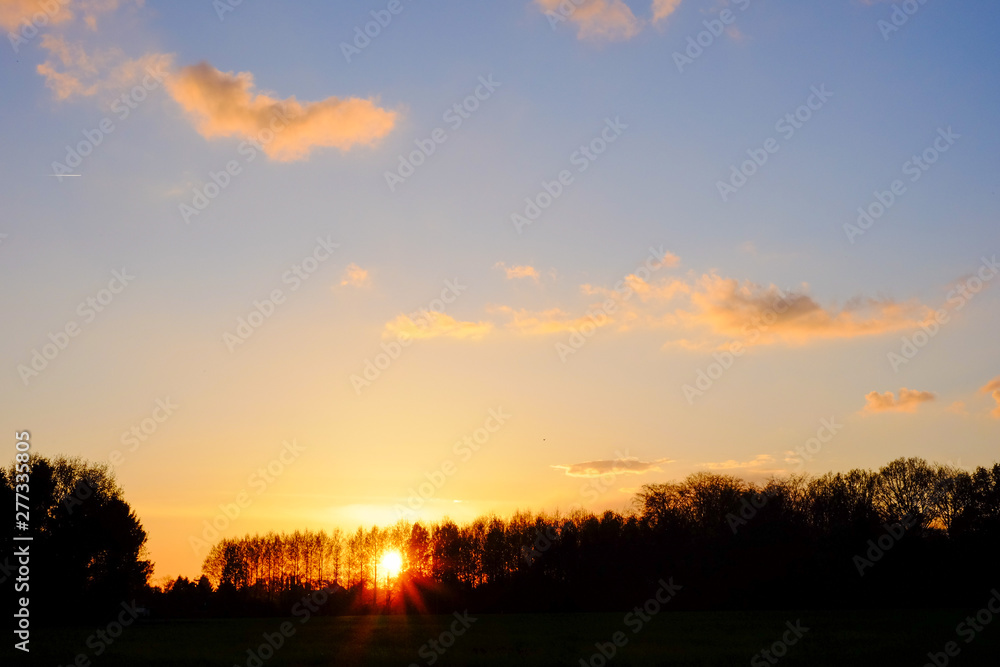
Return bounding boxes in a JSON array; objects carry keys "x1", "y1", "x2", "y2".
[
  {"x1": 699, "y1": 454, "x2": 776, "y2": 470},
  {"x1": 383, "y1": 312, "x2": 493, "y2": 341},
  {"x1": 980, "y1": 377, "x2": 1000, "y2": 418},
  {"x1": 553, "y1": 456, "x2": 674, "y2": 477},
  {"x1": 495, "y1": 263, "x2": 541, "y2": 282},
  {"x1": 862, "y1": 388, "x2": 935, "y2": 414}
]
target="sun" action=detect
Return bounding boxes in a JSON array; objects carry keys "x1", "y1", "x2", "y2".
[{"x1": 379, "y1": 550, "x2": 403, "y2": 579}]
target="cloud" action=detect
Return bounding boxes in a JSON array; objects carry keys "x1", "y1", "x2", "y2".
[
  {"x1": 980, "y1": 377, "x2": 1000, "y2": 418},
  {"x1": 36, "y1": 34, "x2": 172, "y2": 100},
  {"x1": 946, "y1": 401, "x2": 969, "y2": 416},
  {"x1": 651, "y1": 0, "x2": 683, "y2": 24},
  {"x1": 536, "y1": 0, "x2": 642, "y2": 42},
  {"x1": 489, "y1": 267, "x2": 931, "y2": 348},
  {"x1": 676, "y1": 274, "x2": 931, "y2": 345},
  {"x1": 1, "y1": 0, "x2": 72, "y2": 30},
  {"x1": 862, "y1": 388, "x2": 935, "y2": 414},
  {"x1": 165, "y1": 62, "x2": 397, "y2": 161},
  {"x1": 339, "y1": 263, "x2": 371, "y2": 288},
  {"x1": 0, "y1": 0, "x2": 126, "y2": 31},
  {"x1": 492, "y1": 305, "x2": 614, "y2": 336},
  {"x1": 383, "y1": 312, "x2": 492, "y2": 341},
  {"x1": 553, "y1": 456, "x2": 674, "y2": 478},
  {"x1": 659, "y1": 251, "x2": 681, "y2": 268},
  {"x1": 495, "y1": 263, "x2": 540, "y2": 282},
  {"x1": 699, "y1": 454, "x2": 775, "y2": 470}
]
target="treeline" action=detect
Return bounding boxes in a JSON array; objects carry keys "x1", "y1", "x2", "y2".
[{"x1": 184, "y1": 457, "x2": 1000, "y2": 615}]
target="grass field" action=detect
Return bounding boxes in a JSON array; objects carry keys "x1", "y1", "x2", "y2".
[{"x1": 15, "y1": 609, "x2": 999, "y2": 666}]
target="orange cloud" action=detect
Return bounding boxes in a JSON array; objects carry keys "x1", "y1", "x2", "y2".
[
  {"x1": 339, "y1": 263, "x2": 371, "y2": 288},
  {"x1": 980, "y1": 377, "x2": 1000, "y2": 418},
  {"x1": 0, "y1": 0, "x2": 126, "y2": 32},
  {"x1": 165, "y1": 62, "x2": 397, "y2": 161},
  {"x1": 862, "y1": 388, "x2": 935, "y2": 414},
  {"x1": 536, "y1": 0, "x2": 641, "y2": 42},
  {"x1": 651, "y1": 0, "x2": 683, "y2": 24},
  {"x1": 0, "y1": 0, "x2": 73, "y2": 30},
  {"x1": 553, "y1": 456, "x2": 673, "y2": 478},
  {"x1": 493, "y1": 306, "x2": 613, "y2": 336},
  {"x1": 699, "y1": 454, "x2": 775, "y2": 470},
  {"x1": 383, "y1": 312, "x2": 492, "y2": 341},
  {"x1": 676, "y1": 273, "x2": 931, "y2": 346},
  {"x1": 495, "y1": 263, "x2": 540, "y2": 282},
  {"x1": 36, "y1": 34, "x2": 172, "y2": 100},
  {"x1": 494, "y1": 268, "x2": 929, "y2": 348}
]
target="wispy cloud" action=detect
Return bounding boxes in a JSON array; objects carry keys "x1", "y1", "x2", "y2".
[
  {"x1": 699, "y1": 454, "x2": 775, "y2": 470},
  {"x1": 489, "y1": 268, "x2": 931, "y2": 349},
  {"x1": 553, "y1": 456, "x2": 674, "y2": 477},
  {"x1": 535, "y1": 0, "x2": 691, "y2": 41},
  {"x1": 0, "y1": 0, "x2": 128, "y2": 32},
  {"x1": 36, "y1": 34, "x2": 172, "y2": 100},
  {"x1": 980, "y1": 377, "x2": 1000, "y2": 418},
  {"x1": 862, "y1": 388, "x2": 935, "y2": 414},
  {"x1": 383, "y1": 312, "x2": 493, "y2": 341},
  {"x1": 946, "y1": 401, "x2": 969, "y2": 416},
  {"x1": 495, "y1": 262, "x2": 540, "y2": 282},
  {"x1": 651, "y1": 0, "x2": 683, "y2": 25},
  {"x1": 339, "y1": 263, "x2": 371, "y2": 288},
  {"x1": 535, "y1": 0, "x2": 642, "y2": 42}
]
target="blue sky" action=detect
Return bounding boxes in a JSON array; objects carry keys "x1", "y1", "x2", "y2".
[{"x1": 1, "y1": 0, "x2": 998, "y2": 579}]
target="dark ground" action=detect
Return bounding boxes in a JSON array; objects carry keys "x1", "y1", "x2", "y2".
[{"x1": 8, "y1": 609, "x2": 998, "y2": 666}]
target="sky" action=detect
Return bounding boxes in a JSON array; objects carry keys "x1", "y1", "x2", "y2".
[{"x1": 1, "y1": 0, "x2": 998, "y2": 581}]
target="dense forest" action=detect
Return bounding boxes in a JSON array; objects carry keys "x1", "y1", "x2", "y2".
[{"x1": 4, "y1": 456, "x2": 999, "y2": 621}]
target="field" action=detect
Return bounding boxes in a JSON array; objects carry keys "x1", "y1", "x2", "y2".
[{"x1": 15, "y1": 609, "x2": 999, "y2": 666}]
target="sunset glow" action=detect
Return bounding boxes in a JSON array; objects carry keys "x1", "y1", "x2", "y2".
[{"x1": 379, "y1": 550, "x2": 404, "y2": 581}]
